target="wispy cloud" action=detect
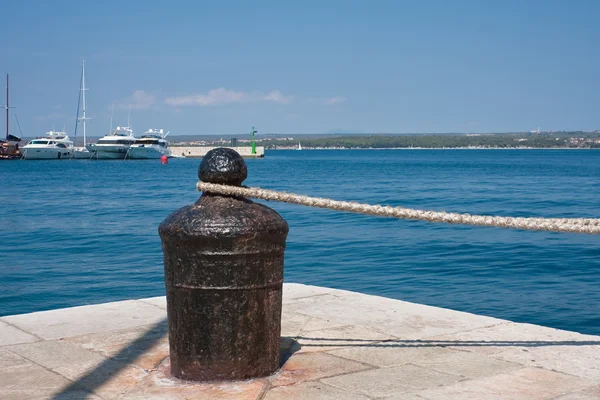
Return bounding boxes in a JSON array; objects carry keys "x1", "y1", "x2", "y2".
[
  {"x1": 322, "y1": 96, "x2": 346, "y2": 105},
  {"x1": 115, "y1": 90, "x2": 156, "y2": 110},
  {"x1": 165, "y1": 88, "x2": 245, "y2": 106},
  {"x1": 163, "y1": 88, "x2": 345, "y2": 108},
  {"x1": 303, "y1": 96, "x2": 347, "y2": 106},
  {"x1": 165, "y1": 88, "x2": 294, "y2": 107},
  {"x1": 263, "y1": 90, "x2": 294, "y2": 104}
]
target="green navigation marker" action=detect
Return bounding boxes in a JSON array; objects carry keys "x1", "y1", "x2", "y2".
[{"x1": 251, "y1": 126, "x2": 257, "y2": 155}]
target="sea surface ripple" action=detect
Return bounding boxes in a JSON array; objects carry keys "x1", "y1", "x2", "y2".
[{"x1": 1, "y1": 149, "x2": 599, "y2": 335}]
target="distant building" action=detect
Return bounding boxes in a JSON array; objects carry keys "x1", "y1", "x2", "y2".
[{"x1": 231, "y1": 137, "x2": 238, "y2": 147}]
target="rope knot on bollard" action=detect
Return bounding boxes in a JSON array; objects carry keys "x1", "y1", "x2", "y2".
[{"x1": 159, "y1": 148, "x2": 289, "y2": 381}]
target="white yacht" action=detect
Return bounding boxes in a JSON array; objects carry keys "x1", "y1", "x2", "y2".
[
  {"x1": 22, "y1": 130, "x2": 74, "y2": 160},
  {"x1": 86, "y1": 126, "x2": 136, "y2": 159},
  {"x1": 127, "y1": 129, "x2": 171, "y2": 159}
]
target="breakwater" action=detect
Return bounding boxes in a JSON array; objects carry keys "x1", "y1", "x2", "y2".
[{"x1": 171, "y1": 145, "x2": 265, "y2": 158}]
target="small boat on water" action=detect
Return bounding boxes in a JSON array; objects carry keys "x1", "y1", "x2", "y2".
[
  {"x1": 127, "y1": 129, "x2": 171, "y2": 159},
  {"x1": 86, "y1": 126, "x2": 136, "y2": 159},
  {"x1": 297, "y1": 142, "x2": 302, "y2": 150},
  {"x1": 22, "y1": 130, "x2": 74, "y2": 160},
  {"x1": 0, "y1": 137, "x2": 21, "y2": 160},
  {"x1": 1, "y1": 74, "x2": 21, "y2": 160}
]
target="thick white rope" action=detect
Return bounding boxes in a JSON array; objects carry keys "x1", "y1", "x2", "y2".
[{"x1": 197, "y1": 182, "x2": 600, "y2": 234}]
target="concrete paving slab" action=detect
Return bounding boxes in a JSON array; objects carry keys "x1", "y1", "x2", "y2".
[
  {"x1": 264, "y1": 381, "x2": 370, "y2": 400},
  {"x1": 322, "y1": 363, "x2": 462, "y2": 398},
  {"x1": 281, "y1": 311, "x2": 346, "y2": 337},
  {"x1": 415, "y1": 367, "x2": 594, "y2": 400},
  {"x1": 8, "y1": 340, "x2": 109, "y2": 379},
  {"x1": 10, "y1": 340, "x2": 147, "y2": 399},
  {"x1": 492, "y1": 344, "x2": 600, "y2": 381},
  {"x1": 327, "y1": 344, "x2": 455, "y2": 368},
  {"x1": 285, "y1": 291, "x2": 505, "y2": 339},
  {"x1": 0, "y1": 352, "x2": 89, "y2": 400},
  {"x1": 63, "y1": 324, "x2": 169, "y2": 369},
  {"x1": 9, "y1": 339, "x2": 153, "y2": 399},
  {"x1": 293, "y1": 324, "x2": 394, "y2": 353},
  {"x1": 125, "y1": 339, "x2": 170, "y2": 371},
  {"x1": 3, "y1": 300, "x2": 167, "y2": 340},
  {"x1": 282, "y1": 283, "x2": 337, "y2": 300},
  {"x1": 376, "y1": 315, "x2": 503, "y2": 340},
  {"x1": 77, "y1": 363, "x2": 148, "y2": 399},
  {"x1": 554, "y1": 385, "x2": 600, "y2": 400},
  {"x1": 125, "y1": 358, "x2": 267, "y2": 400},
  {"x1": 0, "y1": 348, "x2": 28, "y2": 369},
  {"x1": 0, "y1": 347, "x2": 88, "y2": 400},
  {"x1": 412, "y1": 349, "x2": 523, "y2": 379},
  {"x1": 380, "y1": 394, "x2": 439, "y2": 400},
  {"x1": 137, "y1": 296, "x2": 167, "y2": 309},
  {"x1": 281, "y1": 312, "x2": 312, "y2": 337},
  {"x1": 1, "y1": 284, "x2": 598, "y2": 399},
  {"x1": 124, "y1": 381, "x2": 266, "y2": 400},
  {"x1": 63, "y1": 324, "x2": 167, "y2": 355},
  {"x1": 285, "y1": 293, "x2": 347, "y2": 308},
  {"x1": 327, "y1": 344, "x2": 521, "y2": 379},
  {"x1": 40, "y1": 391, "x2": 102, "y2": 400},
  {"x1": 429, "y1": 322, "x2": 600, "y2": 355},
  {"x1": 300, "y1": 315, "x2": 348, "y2": 333},
  {"x1": 0, "y1": 320, "x2": 39, "y2": 346},
  {"x1": 272, "y1": 352, "x2": 371, "y2": 387}
]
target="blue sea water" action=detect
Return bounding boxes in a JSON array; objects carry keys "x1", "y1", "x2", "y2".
[{"x1": 1, "y1": 149, "x2": 599, "y2": 335}]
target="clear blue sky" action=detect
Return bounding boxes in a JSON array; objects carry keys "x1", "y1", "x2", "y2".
[{"x1": 3, "y1": 0, "x2": 600, "y2": 136}]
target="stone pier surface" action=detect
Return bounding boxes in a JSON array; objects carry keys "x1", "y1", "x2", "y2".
[{"x1": 1, "y1": 284, "x2": 598, "y2": 400}]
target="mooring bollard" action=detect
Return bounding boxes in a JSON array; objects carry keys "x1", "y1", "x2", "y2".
[{"x1": 158, "y1": 148, "x2": 289, "y2": 381}]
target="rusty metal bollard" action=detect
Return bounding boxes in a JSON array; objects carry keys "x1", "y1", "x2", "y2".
[{"x1": 158, "y1": 148, "x2": 289, "y2": 381}]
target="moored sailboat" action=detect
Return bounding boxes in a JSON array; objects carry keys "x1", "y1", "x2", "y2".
[
  {"x1": 0, "y1": 74, "x2": 22, "y2": 160},
  {"x1": 73, "y1": 61, "x2": 92, "y2": 159}
]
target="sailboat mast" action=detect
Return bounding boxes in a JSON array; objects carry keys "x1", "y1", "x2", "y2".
[
  {"x1": 5, "y1": 74, "x2": 8, "y2": 140},
  {"x1": 81, "y1": 61, "x2": 87, "y2": 145},
  {"x1": 109, "y1": 104, "x2": 114, "y2": 133}
]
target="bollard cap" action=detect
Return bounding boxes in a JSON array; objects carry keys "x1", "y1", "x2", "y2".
[{"x1": 198, "y1": 148, "x2": 248, "y2": 186}]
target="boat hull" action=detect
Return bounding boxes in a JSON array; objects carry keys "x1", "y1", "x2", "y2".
[
  {"x1": 22, "y1": 147, "x2": 72, "y2": 160},
  {"x1": 86, "y1": 144, "x2": 129, "y2": 159},
  {"x1": 0, "y1": 154, "x2": 21, "y2": 160},
  {"x1": 127, "y1": 147, "x2": 171, "y2": 159},
  {"x1": 73, "y1": 148, "x2": 93, "y2": 159},
  {"x1": 89, "y1": 150, "x2": 127, "y2": 159}
]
